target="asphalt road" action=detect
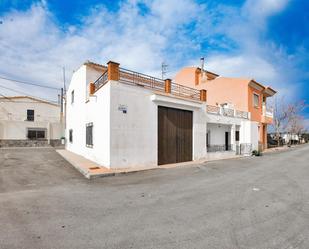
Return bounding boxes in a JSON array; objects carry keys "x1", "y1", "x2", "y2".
[{"x1": 0, "y1": 145, "x2": 309, "y2": 249}]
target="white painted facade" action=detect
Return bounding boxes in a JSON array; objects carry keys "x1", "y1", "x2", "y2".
[
  {"x1": 66, "y1": 63, "x2": 259, "y2": 169},
  {"x1": 0, "y1": 96, "x2": 62, "y2": 142}
]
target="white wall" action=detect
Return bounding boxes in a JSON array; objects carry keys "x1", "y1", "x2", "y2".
[
  {"x1": 109, "y1": 82, "x2": 157, "y2": 168},
  {"x1": 207, "y1": 123, "x2": 231, "y2": 145},
  {"x1": 66, "y1": 65, "x2": 111, "y2": 167},
  {"x1": 240, "y1": 120, "x2": 258, "y2": 151},
  {"x1": 109, "y1": 83, "x2": 208, "y2": 168},
  {"x1": 0, "y1": 97, "x2": 61, "y2": 140}
]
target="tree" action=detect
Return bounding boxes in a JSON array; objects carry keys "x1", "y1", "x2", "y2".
[
  {"x1": 285, "y1": 101, "x2": 307, "y2": 144},
  {"x1": 272, "y1": 98, "x2": 307, "y2": 146},
  {"x1": 272, "y1": 96, "x2": 288, "y2": 146}
]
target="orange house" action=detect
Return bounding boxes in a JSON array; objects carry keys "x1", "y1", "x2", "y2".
[{"x1": 174, "y1": 66, "x2": 276, "y2": 150}]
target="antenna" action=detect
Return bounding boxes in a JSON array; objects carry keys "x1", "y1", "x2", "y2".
[{"x1": 161, "y1": 62, "x2": 168, "y2": 80}]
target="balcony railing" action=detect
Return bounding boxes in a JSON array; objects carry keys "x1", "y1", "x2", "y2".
[
  {"x1": 91, "y1": 65, "x2": 203, "y2": 101},
  {"x1": 222, "y1": 108, "x2": 234, "y2": 117},
  {"x1": 170, "y1": 82, "x2": 200, "y2": 101},
  {"x1": 93, "y1": 71, "x2": 108, "y2": 91},
  {"x1": 235, "y1": 110, "x2": 249, "y2": 119},
  {"x1": 206, "y1": 105, "x2": 249, "y2": 119},
  {"x1": 263, "y1": 104, "x2": 274, "y2": 118},
  {"x1": 206, "y1": 105, "x2": 220, "y2": 114},
  {"x1": 119, "y1": 68, "x2": 165, "y2": 91}
]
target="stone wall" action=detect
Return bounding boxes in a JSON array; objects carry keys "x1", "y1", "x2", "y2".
[{"x1": 0, "y1": 139, "x2": 63, "y2": 148}]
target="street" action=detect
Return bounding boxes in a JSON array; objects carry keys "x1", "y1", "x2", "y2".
[{"x1": 0, "y1": 145, "x2": 309, "y2": 249}]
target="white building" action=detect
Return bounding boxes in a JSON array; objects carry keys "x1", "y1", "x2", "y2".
[
  {"x1": 66, "y1": 61, "x2": 258, "y2": 169},
  {"x1": 0, "y1": 96, "x2": 63, "y2": 147}
]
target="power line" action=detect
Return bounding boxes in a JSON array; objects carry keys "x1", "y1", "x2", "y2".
[
  {"x1": 0, "y1": 92, "x2": 15, "y2": 101},
  {"x1": 0, "y1": 75, "x2": 61, "y2": 90},
  {"x1": 0, "y1": 84, "x2": 58, "y2": 104}
]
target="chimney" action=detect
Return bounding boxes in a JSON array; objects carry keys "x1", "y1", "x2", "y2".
[
  {"x1": 200, "y1": 57, "x2": 205, "y2": 72},
  {"x1": 200, "y1": 57, "x2": 207, "y2": 82}
]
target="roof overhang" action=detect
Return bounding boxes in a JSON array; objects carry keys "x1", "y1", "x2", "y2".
[
  {"x1": 263, "y1": 87, "x2": 277, "y2": 97},
  {"x1": 249, "y1": 80, "x2": 265, "y2": 91},
  {"x1": 249, "y1": 80, "x2": 277, "y2": 97}
]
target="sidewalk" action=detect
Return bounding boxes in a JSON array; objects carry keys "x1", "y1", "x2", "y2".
[
  {"x1": 57, "y1": 149, "x2": 244, "y2": 179},
  {"x1": 57, "y1": 150, "x2": 114, "y2": 178},
  {"x1": 264, "y1": 145, "x2": 291, "y2": 154}
]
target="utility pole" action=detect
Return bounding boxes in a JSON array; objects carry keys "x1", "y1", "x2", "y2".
[
  {"x1": 63, "y1": 66, "x2": 66, "y2": 94},
  {"x1": 161, "y1": 62, "x2": 168, "y2": 80},
  {"x1": 60, "y1": 87, "x2": 63, "y2": 124},
  {"x1": 62, "y1": 67, "x2": 67, "y2": 135}
]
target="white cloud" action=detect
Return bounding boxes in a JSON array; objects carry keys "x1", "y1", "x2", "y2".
[
  {"x1": 0, "y1": 0, "x2": 301, "y2": 104},
  {"x1": 0, "y1": 0, "x2": 204, "y2": 101},
  {"x1": 243, "y1": 0, "x2": 290, "y2": 19}
]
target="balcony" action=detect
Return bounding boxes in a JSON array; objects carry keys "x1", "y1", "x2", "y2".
[
  {"x1": 89, "y1": 62, "x2": 206, "y2": 102},
  {"x1": 206, "y1": 105, "x2": 250, "y2": 119},
  {"x1": 262, "y1": 104, "x2": 274, "y2": 124}
]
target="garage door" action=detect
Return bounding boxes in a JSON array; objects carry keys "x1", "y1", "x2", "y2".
[{"x1": 158, "y1": 106, "x2": 193, "y2": 165}]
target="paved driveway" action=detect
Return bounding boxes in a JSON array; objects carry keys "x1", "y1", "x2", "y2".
[{"x1": 0, "y1": 145, "x2": 309, "y2": 249}]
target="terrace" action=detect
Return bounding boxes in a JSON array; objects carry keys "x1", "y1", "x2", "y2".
[{"x1": 89, "y1": 61, "x2": 206, "y2": 102}]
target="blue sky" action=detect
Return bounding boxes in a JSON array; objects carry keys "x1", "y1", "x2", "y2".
[{"x1": 0, "y1": 0, "x2": 308, "y2": 126}]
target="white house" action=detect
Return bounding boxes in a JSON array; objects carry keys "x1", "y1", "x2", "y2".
[
  {"x1": 0, "y1": 96, "x2": 63, "y2": 147},
  {"x1": 66, "y1": 61, "x2": 257, "y2": 169}
]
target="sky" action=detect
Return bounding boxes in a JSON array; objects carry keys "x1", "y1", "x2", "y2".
[{"x1": 0, "y1": 0, "x2": 308, "y2": 126}]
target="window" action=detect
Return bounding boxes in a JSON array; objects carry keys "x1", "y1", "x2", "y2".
[
  {"x1": 71, "y1": 90, "x2": 74, "y2": 104},
  {"x1": 253, "y1": 93, "x2": 259, "y2": 108},
  {"x1": 86, "y1": 123, "x2": 93, "y2": 147},
  {"x1": 69, "y1": 129, "x2": 73, "y2": 143},
  {"x1": 27, "y1": 109, "x2": 34, "y2": 121},
  {"x1": 27, "y1": 128, "x2": 46, "y2": 140},
  {"x1": 235, "y1": 131, "x2": 240, "y2": 142}
]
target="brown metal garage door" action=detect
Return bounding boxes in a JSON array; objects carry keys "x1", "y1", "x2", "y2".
[{"x1": 158, "y1": 106, "x2": 193, "y2": 165}]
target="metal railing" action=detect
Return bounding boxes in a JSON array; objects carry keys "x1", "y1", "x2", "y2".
[
  {"x1": 119, "y1": 68, "x2": 165, "y2": 91},
  {"x1": 93, "y1": 71, "x2": 108, "y2": 91},
  {"x1": 240, "y1": 143, "x2": 252, "y2": 155},
  {"x1": 170, "y1": 82, "x2": 200, "y2": 101}
]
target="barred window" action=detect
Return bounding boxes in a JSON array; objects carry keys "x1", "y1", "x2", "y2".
[
  {"x1": 86, "y1": 123, "x2": 93, "y2": 147},
  {"x1": 69, "y1": 129, "x2": 73, "y2": 143}
]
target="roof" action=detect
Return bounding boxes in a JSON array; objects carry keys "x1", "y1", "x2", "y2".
[
  {"x1": 175, "y1": 66, "x2": 277, "y2": 96},
  {"x1": 84, "y1": 60, "x2": 107, "y2": 71},
  {"x1": 0, "y1": 96, "x2": 59, "y2": 106}
]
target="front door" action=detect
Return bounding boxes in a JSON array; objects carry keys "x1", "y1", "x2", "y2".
[{"x1": 158, "y1": 106, "x2": 193, "y2": 165}]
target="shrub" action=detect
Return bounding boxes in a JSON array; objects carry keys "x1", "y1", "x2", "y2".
[{"x1": 252, "y1": 150, "x2": 262, "y2": 156}]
